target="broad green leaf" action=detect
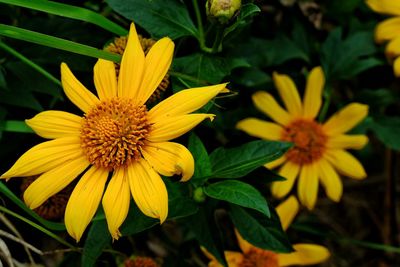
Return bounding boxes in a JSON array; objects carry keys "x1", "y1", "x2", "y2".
[
  {"x1": 356, "y1": 89, "x2": 399, "y2": 111},
  {"x1": 184, "y1": 207, "x2": 228, "y2": 267},
  {"x1": 367, "y1": 116, "x2": 400, "y2": 151},
  {"x1": 224, "y1": 3, "x2": 261, "y2": 38},
  {"x1": 204, "y1": 180, "x2": 270, "y2": 217},
  {"x1": 0, "y1": 120, "x2": 34, "y2": 133},
  {"x1": 210, "y1": 140, "x2": 291, "y2": 179},
  {"x1": 0, "y1": 87, "x2": 43, "y2": 111},
  {"x1": 232, "y1": 67, "x2": 272, "y2": 87},
  {"x1": 188, "y1": 133, "x2": 212, "y2": 182},
  {"x1": 229, "y1": 205, "x2": 293, "y2": 253},
  {"x1": 106, "y1": 0, "x2": 198, "y2": 39}
]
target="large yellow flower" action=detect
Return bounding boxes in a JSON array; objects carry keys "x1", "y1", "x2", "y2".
[
  {"x1": 366, "y1": 0, "x2": 400, "y2": 76},
  {"x1": 204, "y1": 196, "x2": 330, "y2": 266},
  {"x1": 237, "y1": 67, "x2": 368, "y2": 210},
  {"x1": 1, "y1": 23, "x2": 227, "y2": 241}
]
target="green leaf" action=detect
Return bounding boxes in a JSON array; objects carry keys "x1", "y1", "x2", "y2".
[
  {"x1": 229, "y1": 205, "x2": 293, "y2": 253},
  {"x1": 209, "y1": 140, "x2": 291, "y2": 179},
  {"x1": 0, "y1": 0, "x2": 127, "y2": 36},
  {"x1": 106, "y1": 0, "x2": 198, "y2": 39},
  {"x1": 204, "y1": 180, "x2": 270, "y2": 217},
  {"x1": 0, "y1": 24, "x2": 121, "y2": 62},
  {"x1": 0, "y1": 120, "x2": 34, "y2": 133},
  {"x1": 232, "y1": 67, "x2": 272, "y2": 87},
  {"x1": 224, "y1": 3, "x2": 261, "y2": 38},
  {"x1": 367, "y1": 116, "x2": 400, "y2": 151},
  {"x1": 356, "y1": 89, "x2": 399, "y2": 110},
  {"x1": 188, "y1": 133, "x2": 212, "y2": 182}
]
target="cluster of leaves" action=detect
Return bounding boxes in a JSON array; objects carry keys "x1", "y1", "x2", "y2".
[{"x1": 0, "y1": 0, "x2": 400, "y2": 266}]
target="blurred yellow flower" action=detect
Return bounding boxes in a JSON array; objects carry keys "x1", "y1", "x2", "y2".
[
  {"x1": 1, "y1": 23, "x2": 227, "y2": 241},
  {"x1": 204, "y1": 196, "x2": 330, "y2": 266},
  {"x1": 237, "y1": 67, "x2": 368, "y2": 209},
  {"x1": 366, "y1": 0, "x2": 400, "y2": 76}
]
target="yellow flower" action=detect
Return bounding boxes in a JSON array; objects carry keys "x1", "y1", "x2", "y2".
[
  {"x1": 366, "y1": 0, "x2": 400, "y2": 76},
  {"x1": 204, "y1": 196, "x2": 330, "y2": 266},
  {"x1": 237, "y1": 67, "x2": 368, "y2": 210},
  {"x1": 1, "y1": 23, "x2": 227, "y2": 241}
]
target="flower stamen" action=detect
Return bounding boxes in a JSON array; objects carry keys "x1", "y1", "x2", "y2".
[{"x1": 240, "y1": 247, "x2": 279, "y2": 267}]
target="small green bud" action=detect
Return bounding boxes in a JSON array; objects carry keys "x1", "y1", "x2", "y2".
[
  {"x1": 206, "y1": 0, "x2": 242, "y2": 24},
  {"x1": 193, "y1": 187, "x2": 207, "y2": 203}
]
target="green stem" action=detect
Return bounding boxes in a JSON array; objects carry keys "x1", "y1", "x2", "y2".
[
  {"x1": 192, "y1": 0, "x2": 212, "y2": 53},
  {"x1": 211, "y1": 25, "x2": 224, "y2": 53},
  {"x1": 169, "y1": 70, "x2": 209, "y2": 85},
  {"x1": 0, "y1": 206, "x2": 76, "y2": 249},
  {"x1": 0, "y1": 41, "x2": 61, "y2": 86},
  {"x1": 318, "y1": 85, "x2": 332, "y2": 122}
]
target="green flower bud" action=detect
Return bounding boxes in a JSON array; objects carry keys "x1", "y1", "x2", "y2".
[
  {"x1": 193, "y1": 187, "x2": 207, "y2": 203},
  {"x1": 206, "y1": 0, "x2": 242, "y2": 24}
]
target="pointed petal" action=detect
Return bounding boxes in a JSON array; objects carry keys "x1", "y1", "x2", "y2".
[
  {"x1": 142, "y1": 142, "x2": 194, "y2": 181},
  {"x1": 148, "y1": 114, "x2": 214, "y2": 142},
  {"x1": 394, "y1": 57, "x2": 400, "y2": 77},
  {"x1": 234, "y1": 229, "x2": 253, "y2": 254},
  {"x1": 236, "y1": 118, "x2": 283, "y2": 140},
  {"x1": 297, "y1": 163, "x2": 319, "y2": 210},
  {"x1": 272, "y1": 72, "x2": 302, "y2": 117},
  {"x1": 137, "y1": 37, "x2": 174, "y2": 104},
  {"x1": 317, "y1": 158, "x2": 343, "y2": 202},
  {"x1": 1, "y1": 137, "x2": 83, "y2": 178},
  {"x1": 324, "y1": 149, "x2": 367, "y2": 179},
  {"x1": 127, "y1": 159, "x2": 168, "y2": 223},
  {"x1": 65, "y1": 166, "x2": 108, "y2": 242},
  {"x1": 25, "y1": 111, "x2": 82, "y2": 139},
  {"x1": 374, "y1": 17, "x2": 400, "y2": 43},
  {"x1": 94, "y1": 59, "x2": 117, "y2": 100},
  {"x1": 327, "y1": 134, "x2": 368, "y2": 150},
  {"x1": 271, "y1": 161, "x2": 300, "y2": 199},
  {"x1": 102, "y1": 167, "x2": 130, "y2": 240},
  {"x1": 276, "y1": 195, "x2": 299, "y2": 231},
  {"x1": 278, "y1": 244, "x2": 330, "y2": 266},
  {"x1": 323, "y1": 103, "x2": 368, "y2": 136},
  {"x1": 118, "y1": 23, "x2": 145, "y2": 98},
  {"x1": 303, "y1": 67, "x2": 325, "y2": 119},
  {"x1": 61, "y1": 63, "x2": 100, "y2": 113},
  {"x1": 366, "y1": 0, "x2": 400, "y2": 17},
  {"x1": 252, "y1": 91, "x2": 292, "y2": 125},
  {"x1": 23, "y1": 156, "x2": 89, "y2": 209},
  {"x1": 264, "y1": 156, "x2": 286, "y2": 169},
  {"x1": 148, "y1": 83, "x2": 228, "y2": 120}
]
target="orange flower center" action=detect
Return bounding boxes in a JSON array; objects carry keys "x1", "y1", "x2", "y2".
[
  {"x1": 124, "y1": 256, "x2": 159, "y2": 267},
  {"x1": 281, "y1": 119, "x2": 327, "y2": 165},
  {"x1": 80, "y1": 98, "x2": 151, "y2": 170},
  {"x1": 240, "y1": 248, "x2": 279, "y2": 267}
]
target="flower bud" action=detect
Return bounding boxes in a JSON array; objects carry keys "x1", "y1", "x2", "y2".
[{"x1": 206, "y1": 0, "x2": 242, "y2": 24}]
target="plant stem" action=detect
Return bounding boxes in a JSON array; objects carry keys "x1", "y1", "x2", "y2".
[
  {"x1": 192, "y1": 0, "x2": 212, "y2": 53},
  {"x1": 318, "y1": 85, "x2": 332, "y2": 122},
  {"x1": 211, "y1": 25, "x2": 224, "y2": 53},
  {"x1": 169, "y1": 70, "x2": 209, "y2": 85}
]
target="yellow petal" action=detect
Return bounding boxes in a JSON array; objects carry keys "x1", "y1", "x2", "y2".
[
  {"x1": 148, "y1": 83, "x2": 228, "y2": 120},
  {"x1": 61, "y1": 63, "x2": 100, "y2": 113},
  {"x1": 271, "y1": 161, "x2": 300, "y2": 199},
  {"x1": 94, "y1": 59, "x2": 117, "y2": 100},
  {"x1": 366, "y1": 0, "x2": 400, "y2": 17},
  {"x1": 136, "y1": 37, "x2": 174, "y2": 104},
  {"x1": 276, "y1": 195, "x2": 299, "y2": 231},
  {"x1": 264, "y1": 156, "x2": 286, "y2": 169},
  {"x1": 317, "y1": 158, "x2": 342, "y2": 202},
  {"x1": 102, "y1": 167, "x2": 130, "y2": 240},
  {"x1": 385, "y1": 36, "x2": 400, "y2": 59},
  {"x1": 65, "y1": 166, "x2": 108, "y2": 242},
  {"x1": 23, "y1": 156, "x2": 89, "y2": 209},
  {"x1": 148, "y1": 114, "x2": 214, "y2": 142},
  {"x1": 252, "y1": 91, "x2": 292, "y2": 125},
  {"x1": 127, "y1": 159, "x2": 168, "y2": 223},
  {"x1": 394, "y1": 57, "x2": 400, "y2": 77},
  {"x1": 142, "y1": 142, "x2": 194, "y2": 181},
  {"x1": 323, "y1": 103, "x2": 368, "y2": 136},
  {"x1": 234, "y1": 229, "x2": 253, "y2": 254},
  {"x1": 1, "y1": 137, "x2": 83, "y2": 178},
  {"x1": 278, "y1": 243, "x2": 330, "y2": 266},
  {"x1": 224, "y1": 251, "x2": 245, "y2": 267},
  {"x1": 324, "y1": 149, "x2": 367, "y2": 179},
  {"x1": 118, "y1": 23, "x2": 145, "y2": 99},
  {"x1": 272, "y1": 72, "x2": 302, "y2": 116},
  {"x1": 25, "y1": 111, "x2": 82, "y2": 139},
  {"x1": 236, "y1": 118, "x2": 283, "y2": 140},
  {"x1": 375, "y1": 17, "x2": 400, "y2": 43},
  {"x1": 326, "y1": 134, "x2": 368, "y2": 150},
  {"x1": 303, "y1": 66, "x2": 325, "y2": 119},
  {"x1": 297, "y1": 164, "x2": 319, "y2": 210}
]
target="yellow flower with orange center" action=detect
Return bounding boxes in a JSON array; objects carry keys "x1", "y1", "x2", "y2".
[
  {"x1": 366, "y1": 0, "x2": 400, "y2": 76},
  {"x1": 237, "y1": 67, "x2": 368, "y2": 209},
  {"x1": 204, "y1": 196, "x2": 330, "y2": 266},
  {"x1": 1, "y1": 23, "x2": 227, "y2": 241}
]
